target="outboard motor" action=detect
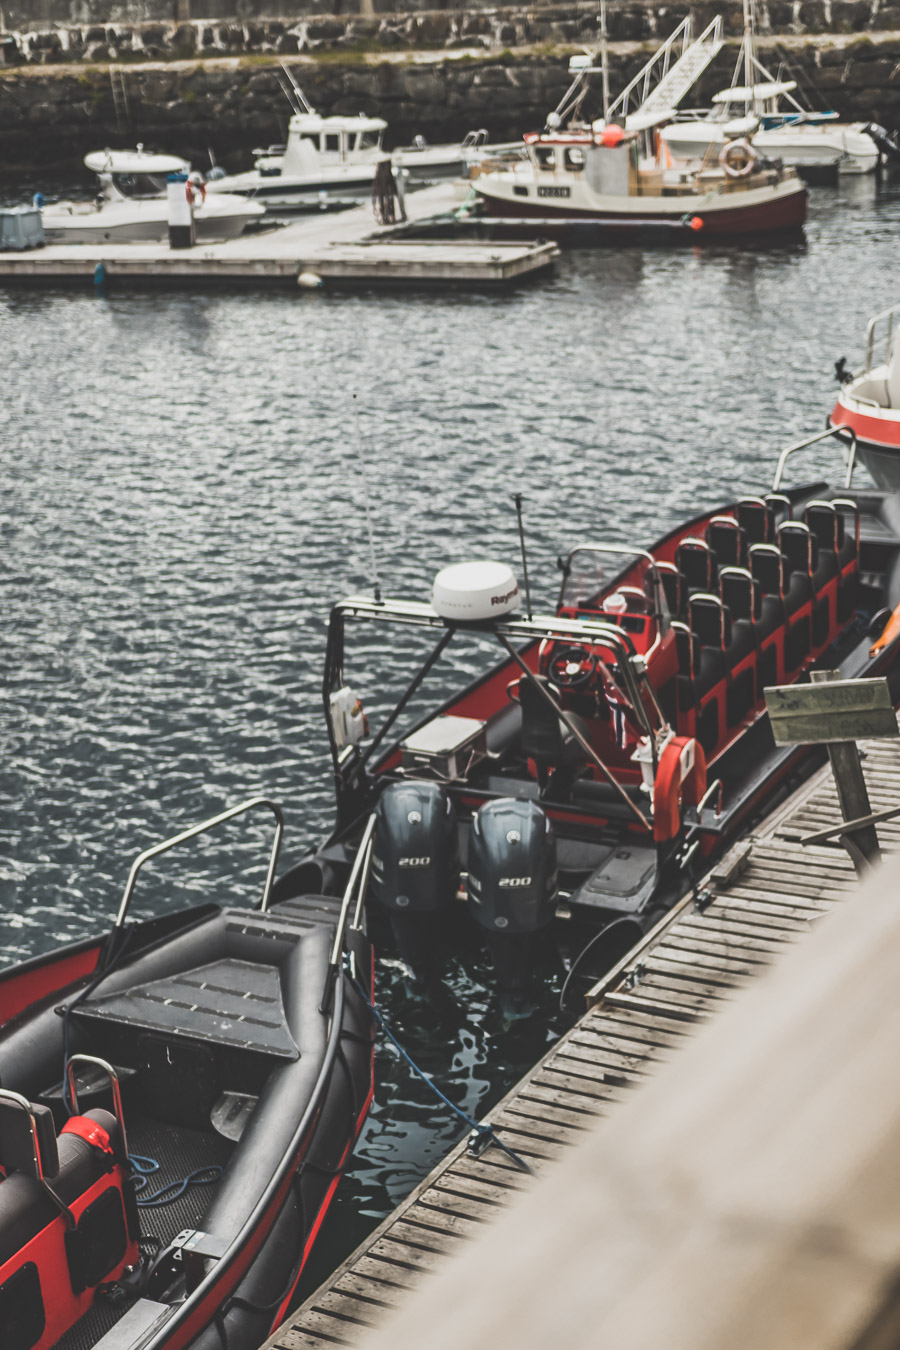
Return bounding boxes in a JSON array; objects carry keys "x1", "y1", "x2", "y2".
[
  {"x1": 371, "y1": 781, "x2": 459, "y2": 987},
  {"x1": 467, "y1": 798, "x2": 557, "y2": 1003}
]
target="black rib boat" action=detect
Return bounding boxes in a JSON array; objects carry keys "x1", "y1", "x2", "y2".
[
  {"x1": 0, "y1": 797, "x2": 374, "y2": 1350},
  {"x1": 271, "y1": 429, "x2": 900, "y2": 1006}
]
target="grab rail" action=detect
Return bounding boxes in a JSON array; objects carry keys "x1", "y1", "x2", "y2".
[
  {"x1": 771, "y1": 425, "x2": 858, "y2": 491},
  {"x1": 113, "y1": 796, "x2": 284, "y2": 929},
  {"x1": 321, "y1": 813, "x2": 376, "y2": 1013},
  {"x1": 65, "y1": 1055, "x2": 128, "y2": 1156}
]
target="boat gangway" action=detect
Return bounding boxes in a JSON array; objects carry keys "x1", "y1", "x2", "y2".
[{"x1": 260, "y1": 720, "x2": 900, "y2": 1350}]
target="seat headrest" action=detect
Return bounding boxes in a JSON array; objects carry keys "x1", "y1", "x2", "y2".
[{"x1": 0, "y1": 1091, "x2": 59, "y2": 1179}]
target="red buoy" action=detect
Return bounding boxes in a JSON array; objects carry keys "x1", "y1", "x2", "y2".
[
  {"x1": 600, "y1": 124, "x2": 625, "y2": 147},
  {"x1": 690, "y1": 215, "x2": 704, "y2": 231}
]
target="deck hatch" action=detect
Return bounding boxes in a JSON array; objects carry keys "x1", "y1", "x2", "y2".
[{"x1": 73, "y1": 958, "x2": 300, "y2": 1059}]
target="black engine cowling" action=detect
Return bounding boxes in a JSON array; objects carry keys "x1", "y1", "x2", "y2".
[
  {"x1": 370, "y1": 781, "x2": 459, "y2": 914},
  {"x1": 467, "y1": 798, "x2": 557, "y2": 935}
]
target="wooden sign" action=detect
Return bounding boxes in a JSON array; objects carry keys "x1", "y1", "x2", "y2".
[{"x1": 765, "y1": 677, "x2": 898, "y2": 745}]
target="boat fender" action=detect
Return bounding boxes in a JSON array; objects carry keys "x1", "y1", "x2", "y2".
[
  {"x1": 652, "y1": 736, "x2": 707, "y2": 844},
  {"x1": 720, "y1": 138, "x2": 758, "y2": 179}
]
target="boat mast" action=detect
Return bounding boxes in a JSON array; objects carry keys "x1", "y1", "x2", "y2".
[
  {"x1": 600, "y1": 0, "x2": 611, "y2": 122},
  {"x1": 742, "y1": 0, "x2": 756, "y2": 116}
]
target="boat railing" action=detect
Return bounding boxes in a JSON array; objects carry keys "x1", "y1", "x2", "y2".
[
  {"x1": 864, "y1": 303, "x2": 900, "y2": 374},
  {"x1": 65, "y1": 1055, "x2": 128, "y2": 1153},
  {"x1": 321, "y1": 812, "x2": 376, "y2": 1012},
  {"x1": 113, "y1": 796, "x2": 284, "y2": 929},
  {"x1": 612, "y1": 15, "x2": 725, "y2": 123},
  {"x1": 771, "y1": 424, "x2": 857, "y2": 491}
]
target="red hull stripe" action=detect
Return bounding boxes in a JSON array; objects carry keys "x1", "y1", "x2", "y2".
[
  {"x1": 831, "y1": 400, "x2": 900, "y2": 450},
  {"x1": 0, "y1": 944, "x2": 101, "y2": 1027}
]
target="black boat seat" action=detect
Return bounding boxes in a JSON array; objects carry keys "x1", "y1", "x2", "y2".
[
  {"x1": 706, "y1": 515, "x2": 746, "y2": 568},
  {"x1": 517, "y1": 676, "x2": 586, "y2": 792},
  {"x1": 675, "y1": 536, "x2": 717, "y2": 593},
  {"x1": 719, "y1": 566, "x2": 761, "y2": 625},
  {"x1": 765, "y1": 492, "x2": 793, "y2": 526},
  {"x1": 653, "y1": 561, "x2": 685, "y2": 617},
  {"x1": 735, "y1": 496, "x2": 775, "y2": 545},
  {"x1": 778, "y1": 521, "x2": 818, "y2": 611},
  {"x1": 0, "y1": 1093, "x2": 138, "y2": 1350},
  {"x1": 833, "y1": 496, "x2": 861, "y2": 566},
  {"x1": 805, "y1": 500, "x2": 839, "y2": 562}
]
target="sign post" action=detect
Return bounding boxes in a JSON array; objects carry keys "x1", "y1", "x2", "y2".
[{"x1": 765, "y1": 671, "x2": 898, "y2": 876}]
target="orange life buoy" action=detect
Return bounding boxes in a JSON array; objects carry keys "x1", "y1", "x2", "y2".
[{"x1": 652, "y1": 735, "x2": 707, "y2": 844}]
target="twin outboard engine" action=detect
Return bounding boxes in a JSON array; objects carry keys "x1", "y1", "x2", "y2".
[
  {"x1": 467, "y1": 798, "x2": 557, "y2": 1001},
  {"x1": 370, "y1": 781, "x2": 459, "y2": 984}
]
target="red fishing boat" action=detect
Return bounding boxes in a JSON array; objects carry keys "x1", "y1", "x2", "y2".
[
  {"x1": 273, "y1": 428, "x2": 900, "y2": 1006},
  {"x1": 0, "y1": 799, "x2": 374, "y2": 1350}
]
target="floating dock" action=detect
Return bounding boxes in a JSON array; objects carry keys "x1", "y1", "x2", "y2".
[
  {"x1": 0, "y1": 183, "x2": 557, "y2": 288},
  {"x1": 264, "y1": 725, "x2": 900, "y2": 1349}
]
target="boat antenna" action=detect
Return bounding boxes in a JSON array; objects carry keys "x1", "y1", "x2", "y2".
[
  {"x1": 512, "y1": 492, "x2": 533, "y2": 619},
  {"x1": 280, "y1": 62, "x2": 314, "y2": 115},
  {"x1": 353, "y1": 395, "x2": 382, "y2": 603},
  {"x1": 600, "y1": 0, "x2": 611, "y2": 123},
  {"x1": 741, "y1": 0, "x2": 756, "y2": 117}
]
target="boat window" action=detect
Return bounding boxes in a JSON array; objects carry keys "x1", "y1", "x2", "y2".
[
  {"x1": 360, "y1": 132, "x2": 382, "y2": 151},
  {"x1": 560, "y1": 547, "x2": 651, "y2": 611},
  {"x1": 564, "y1": 147, "x2": 585, "y2": 171},
  {"x1": 535, "y1": 145, "x2": 557, "y2": 170},
  {"x1": 325, "y1": 134, "x2": 340, "y2": 153},
  {"x1": 112, "y1": 173, "x2": 167, "y2": 198}
]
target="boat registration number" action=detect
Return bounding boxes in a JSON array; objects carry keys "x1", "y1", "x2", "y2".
[{"x1": 538, "y1": 186, "x2": 571, "y2": 198}]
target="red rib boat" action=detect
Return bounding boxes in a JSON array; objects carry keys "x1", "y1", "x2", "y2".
[{"x1": 273, "y1": 428, "x2": 900, "y2": 1006}]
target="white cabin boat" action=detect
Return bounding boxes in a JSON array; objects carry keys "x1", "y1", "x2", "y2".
[
  {"x1": 662, "y1": 80, "x2": 879, "y2": 175},
  {"x1": 41, "y1": 149, "x2": 265, "y2": 244},
  {"x1": 206, "y1": 110, "x2": 496, "y2": 210}
]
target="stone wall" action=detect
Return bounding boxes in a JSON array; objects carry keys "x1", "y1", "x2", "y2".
[
  {"x1": 4, "y1": 0, "x2": 900, "y2": 64},
  {"x1": 2, "y1": 34, "x2": 899, "y2": 177}
]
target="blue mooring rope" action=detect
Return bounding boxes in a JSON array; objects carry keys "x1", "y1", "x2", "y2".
[
  {"x1": 129, "y1": 1153, "x2": 224, "y2": 1208},
  {"x1": 344, "y1": 955, "x2": 533, "y2": 1175}
]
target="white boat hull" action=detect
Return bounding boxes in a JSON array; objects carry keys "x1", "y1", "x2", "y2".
[
  {"x1": 41, "y1": 193, "x2": 264, "y2": 244},
  {"x1": 662, "y1": 120, "x2": 879, "y2": 174}
]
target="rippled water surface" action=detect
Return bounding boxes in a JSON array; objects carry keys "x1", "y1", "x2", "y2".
[{"x1": 2, "y1": 171, "x2": 899, "y2": 1292}]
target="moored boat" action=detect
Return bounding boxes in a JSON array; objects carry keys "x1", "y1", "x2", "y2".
[
  {"x1": 831, "y1": 302, "x2": 900, "y2": 490},
  {"x1": 0, "y1": 797, "x2": 374, "y2": 1350},
  {"x1": 473, "y1": 120, "x2": 807, "y2": 237},
  {"x1": 271, "y1": 429, "x2": 900, "y2": 1009},
  {"x1": 41, "y1": 149, "x2": 265, "y2": 245}
]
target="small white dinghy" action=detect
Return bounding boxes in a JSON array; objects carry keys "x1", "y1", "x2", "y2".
[{"x1": 41, "y1": 148, "x2": 265, "y2": 244}]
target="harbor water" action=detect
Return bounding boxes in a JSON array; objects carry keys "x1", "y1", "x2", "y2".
[{"x1": 2, "y1": 170, "x2": 899, "y2": 1295}]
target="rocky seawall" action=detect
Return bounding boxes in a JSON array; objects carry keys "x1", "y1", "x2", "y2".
[{"x1": 1, "y1": 4, "x2": 900, "y2": 176}]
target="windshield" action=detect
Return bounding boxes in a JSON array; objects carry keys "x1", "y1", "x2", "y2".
[
  {"x1": 559, "y1": 546, "x2": 644, "y2": 608},
  {"x1": 111, "y1": 173, "x2": 168, "y2": 198}
]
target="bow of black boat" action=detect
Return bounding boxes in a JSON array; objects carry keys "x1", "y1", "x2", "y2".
[{"x1": 0, "y1": 798, "x2": 375, "y2": 1350}]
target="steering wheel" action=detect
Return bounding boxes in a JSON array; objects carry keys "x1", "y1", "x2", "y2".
[{"x1": 547, "y1": 645, "x2": 597, "y2": 688}]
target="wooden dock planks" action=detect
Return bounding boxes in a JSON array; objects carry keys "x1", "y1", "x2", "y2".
[{"x1": 262, "y1": 727, "x2": 900, "y2": 1350}]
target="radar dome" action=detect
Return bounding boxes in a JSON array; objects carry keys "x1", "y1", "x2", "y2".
[{"x1": 432, "y1": 562, "x2": 520, "y2": 622}]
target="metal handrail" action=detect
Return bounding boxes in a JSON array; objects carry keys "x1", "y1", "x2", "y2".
[
  {"x1": 696, "y1": 777, "x2": 724, "y2": 817},
  {"x1": 771, "y1": 425, "x2": 858, "y2": 491},
  {"x1": 113, "y1": 796, "x2": 284, "y2": 929},
  {"x1": 65, "y1": 1055, "x2": 128, "y2": 1156},
  {"x1": 321, "y1": 813, "x2": 377, "y2": 1013}
]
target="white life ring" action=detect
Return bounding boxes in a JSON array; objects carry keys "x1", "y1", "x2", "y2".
[{"x1": 719, "y1": 138, "x2": 758, "y2": 179}]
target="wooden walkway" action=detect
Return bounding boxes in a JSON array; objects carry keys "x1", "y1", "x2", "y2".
[
  {"x1": 266, "y1": 730, "x2": 900, "y2": 1350},
  {"x1": 0, "y1": 184, "x2": 557, "y2": 287}
]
